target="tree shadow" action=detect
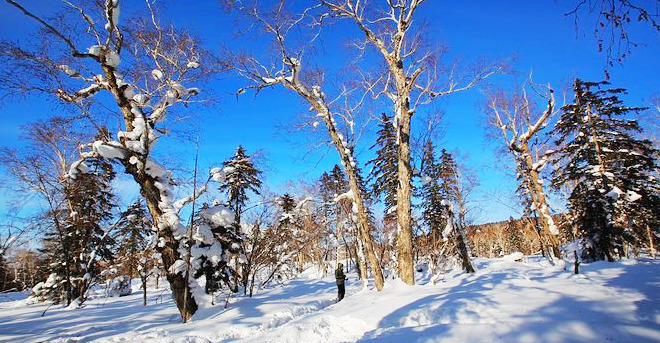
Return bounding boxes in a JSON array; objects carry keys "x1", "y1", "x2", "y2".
[
  {"x1": 359, "y1": 259, "x2": 660, "y2": 342},
  {"x1": 0, "y1": 289, "x2": 181, "y2": 343}
]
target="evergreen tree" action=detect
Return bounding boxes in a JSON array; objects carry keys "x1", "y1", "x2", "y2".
[
  {"x1": 419, "y1": 141, "x2": 446, "y2": 235},
  {"x1": 318, "y1": 171, "x2": 335, "y2": 221},
  {"x1": 192, "y1": 203, "x2": 242, "y2": 295},
  {"x1": 115, "y1": 199, "x2": 153, "y2": 278},
  {"x1": 438, "y1": 148, "x2": 475, "y2": 273},
  {"x1": 438, "y1": 149, "x2": 460, "y2": 203},
  {"x1": 318, "y1": 166, "x2": 349, "y2": 231},
  {"x1": 552, "y1": 79, "x2": 660, "y2": 261},
  {"x1": 62, "y1": 156, "x2": 117, "y2": 302},
  {"x1": 367, "y1": 113, "x2": 398, "y2": 221},
  {"x1": 504, "y1": 217, "x2": 524, "y2": 254},
  {"x1": 278, "y1": 193, "x2": 299, "y2": 234},
  {"x1": 219, "y1": 146, "x2": 262, "y2": 226},
  {"x1": 274, "y1": 193, "x2": 300, "y2": 270}
]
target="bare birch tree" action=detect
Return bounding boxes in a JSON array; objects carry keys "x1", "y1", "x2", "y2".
[
  {"x1": 0, "y1": 117, "x2": 84, "y2": 305},
  {"x1": 231, "y1": 1, "x2": 384, "y2": 290},
  {"x1": 484, "y1": 79, "x2": 560, "y2": 259},
  {"x1": 319, "y1": 0, "x2": 499, "y2": 284},
  {"x1": 2, "y1": 0, "x2": 227, "y2": 321}
]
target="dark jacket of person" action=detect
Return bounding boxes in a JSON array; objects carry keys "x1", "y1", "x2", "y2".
[{"x1": 335, "y1": 268, "x2": 346, "y2": 286}]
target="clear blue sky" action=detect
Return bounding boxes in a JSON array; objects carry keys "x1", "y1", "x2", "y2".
[{"x1": 0, "y1": 0, "x2": 658, "y2": 225}]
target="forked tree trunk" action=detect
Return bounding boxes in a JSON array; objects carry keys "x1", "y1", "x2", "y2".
[
  {"x1": 279, "y1": 76, "x2": 385, "y2": 291},
  {"x1": 98, "y1": 61, "x2": 199, "y2": 321},
  {"x1": 122, "y1": 149, "x2": 197, "y2": 320},
  {"x1": 520, "y1": 142, "x2": 560, "y2": 258}
]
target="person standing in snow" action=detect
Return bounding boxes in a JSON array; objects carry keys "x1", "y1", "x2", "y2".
[{"x1": 335, "y1": 263, "x2": 346, "y2": 301}]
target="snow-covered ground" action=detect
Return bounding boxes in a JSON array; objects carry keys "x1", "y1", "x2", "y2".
[{"x1": 1, "y1": 257, "x2": 659, "y2": 343}]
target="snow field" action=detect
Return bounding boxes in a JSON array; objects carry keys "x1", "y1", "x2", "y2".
[{"x1": 1, "y1": 257, "x2": 659, "y2": 343}]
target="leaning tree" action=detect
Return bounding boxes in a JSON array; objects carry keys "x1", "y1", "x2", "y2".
[{"x1": 2, "y1": 0, "x2": 229, "y2": 321}]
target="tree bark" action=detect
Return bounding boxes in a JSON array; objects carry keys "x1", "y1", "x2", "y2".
[
  {"x1": 648, "y1": 225, "x2": 657, "y2": 258},
  {"x1": 99, "y1": 60, "x2": 199, "y2": 321},
  {"x1": 276, "y1": 69, "x2": 385, "y2": 291},
  {"x1": 520, "y1": 142, "x2": 560, "y2": 258},
  {"x1": 395, "y1": 98, "x2": 415, "y2": 285}
]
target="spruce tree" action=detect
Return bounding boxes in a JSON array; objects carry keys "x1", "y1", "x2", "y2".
[
  {"x1": 219, "y1": 146, "x2": 263, "y2": 226},
  {"x1": 319, "y1": 166, "x2": 349, "y2": 231},
  {"x1": 115, "y1": 200, "x2": 153, "y2": 278},
  {"x1": 62, "y1": 156, "x2": 116, "y2": 301},
  {"x1": 437, "y1": 148, "x2": 475, "y2": 272},
  {"x1": 367, "y1": 113, "x2": 399, "y2": 222},
  {"x1": 192, "y1": 203, "x2": 243, "y2": 295},
  {"x1": 278, "y1": 193, "x2": 299, "y2": 236},
  {"x1": 419, "y1": 141, "x2": 446, "y2": 235},
  {"x1": 438, "y1": 149, "x2": 460, "y2": 203},
  {"x1": 552, "y1": 79, "x2": 660, "y2": 261},
  {"x1": 504, "y1": 217, "x2": 524, "y2": 254}
]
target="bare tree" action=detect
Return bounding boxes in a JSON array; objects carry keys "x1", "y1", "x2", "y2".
[
  {"x1": 232, "y1": 1, "x2": 384, "y2": 290},
  {"x1": 2, "y1": 0, "x2": 227, "y2": 321},
  {"x1": 319, "y1": 0, "x2": 500, "y2": 284},
  {"x1": 0, "y1": 221, "x2": 31, "y2": 291},
  {"x1": 566, "y1": 0, "x2": 660, "y2": 69},
  {"x1": 484, "y1": 79, "x2": 560, "y2": 259},
  {"x1": 0, "y1": 117, "x2": 86, "y2": 305}
]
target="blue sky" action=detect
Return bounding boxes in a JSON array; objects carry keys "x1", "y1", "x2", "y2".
[{"x1": 0, "y1": 0, "x2": 658, "y2": 225}]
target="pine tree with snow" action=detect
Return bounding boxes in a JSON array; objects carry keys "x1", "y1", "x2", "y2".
[
  {"x1": 59, "y1": 155, "x2": 117, "y2": 303},
  {"x1": 115, "y1": 200, "x2": 153, "y2": 278},
  {"x1": 218, "y1": 146, "x2": 263, "y2": 227},
  {"x1": 318, "y1": 171, "x2": 336, "y2": 221},
  {"x1": 318, "y1": 166, "x2": 349, "y2": 233},
  {"x1": 504, "y1": 217, "x2": 524, "y2": 254},
  {"x1": 436, "y1": 149, "x2": 475, "y2": 273},
  {"x1": 275, "y1": 193, "x2": 300, "y2": 269},
  {"x1": 552, "y1": 79, "x2": 660, "y2": 261},
  {"x1": 367, "y1": 113, "x2": 399, "y2": 222},
  {"x1": 279, "y1": 193, "x2": 297, "y2": 219},
  {"x1": 319, "y1": 165, "x2": 368, "y2": 277},
  {"x1": 191, "y1": 203, "x2": 243, "y2": 295}
]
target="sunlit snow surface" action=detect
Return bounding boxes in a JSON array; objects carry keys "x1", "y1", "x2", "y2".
[{"x1": 1, "y1": 257, "x2": 659, "y2": 343}]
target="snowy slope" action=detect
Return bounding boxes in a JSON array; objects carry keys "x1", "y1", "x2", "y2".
[{"x1": 1, "y1": 257, "x2": 659, "y2": 343}]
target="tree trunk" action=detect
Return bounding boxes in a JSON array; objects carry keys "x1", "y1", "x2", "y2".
[
  {"x1": 355, "y1": 232, "x2": 368, "y2": 288},
  {"x1": 100, "y1": 59, "x2": 200, "y2": 320},
  {"x1": 520, "y1": 142, "x2": 560, "y2": 259},
  {"x1": 647, "y1": 225, "x2": 656, "y2": 258},
  {"x1": 455, "y1": 216, "x2": 475, "y2": 273},
  {"x1": 395, "y1": 99, "x2": 415, "y2": 285},
  {"x1": 142, "y1": 276, "x2": 147, "y2": 306},
  {"x1": 352, "y1": 189, "x2": 384, "y2": 290},
  {"x1": 136, "y1": 174, "x2": 198, "y2": 321}
]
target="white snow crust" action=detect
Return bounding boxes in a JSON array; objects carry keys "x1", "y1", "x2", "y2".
[{"x1": 2, "y1": 257, "x2": 659, "y2": 343}]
